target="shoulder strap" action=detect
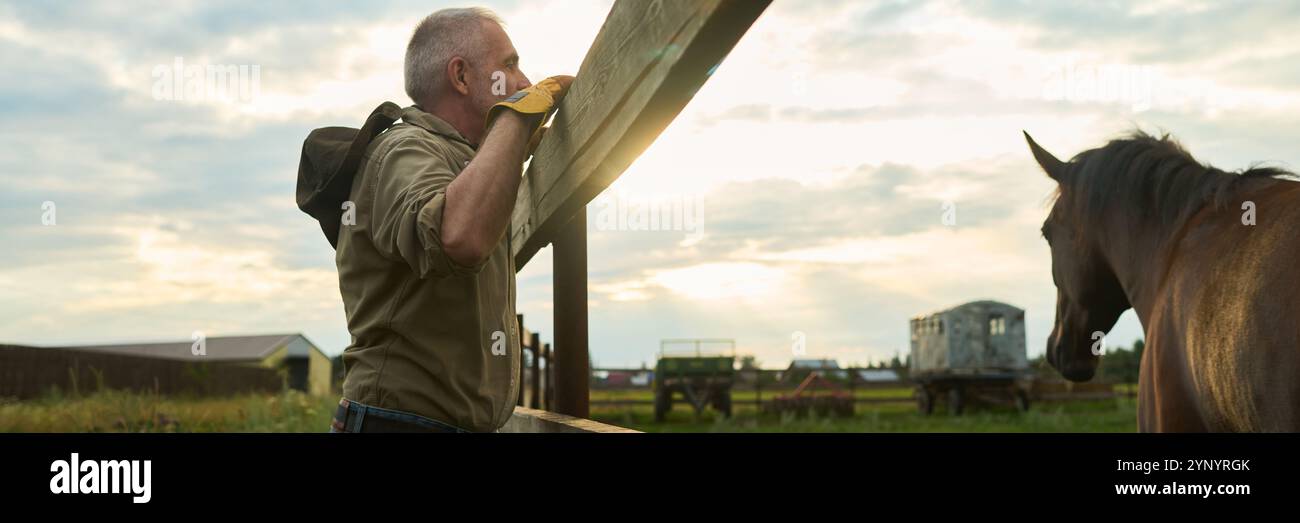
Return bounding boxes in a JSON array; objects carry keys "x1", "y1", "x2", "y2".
[{"x1": 296, "y1": 101, "x2": 404, "y2": 249}]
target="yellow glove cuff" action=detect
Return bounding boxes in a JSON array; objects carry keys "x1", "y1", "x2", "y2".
[{"x1": 485, "y1": 76, "x2": 569, "y2": 133}]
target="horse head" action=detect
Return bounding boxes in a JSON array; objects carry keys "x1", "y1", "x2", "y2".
[{"x1": 1025, "y1": 132, "x2": 1131, "y2": 382}]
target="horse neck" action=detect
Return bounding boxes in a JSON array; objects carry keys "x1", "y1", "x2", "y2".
[
  {"x1": 1094, "y1": 204, "x2": 1189, "y2": 328},
  {"x1": 1095, "y1": 168, "x2": 1242, "y2": 326}
]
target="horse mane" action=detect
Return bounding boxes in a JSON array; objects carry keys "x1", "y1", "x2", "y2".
[{"x1": 1059, "y1": 131, "x2": 1294, "y2": 232}]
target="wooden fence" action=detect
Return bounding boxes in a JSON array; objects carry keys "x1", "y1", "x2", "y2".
[
  {"x1": 588, "y1": 378, "x2": 1132, "y2": 408},
  {"x1": 0, "y1": 345, "x2": 284, "y2": 399}
]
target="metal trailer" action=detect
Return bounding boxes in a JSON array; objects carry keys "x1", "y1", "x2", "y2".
[
  {"x1": 909, "y1": 300, "x2": 1032, "y2": 415},
  {"x1": 653, "y1": 339, "x2": 736, "y2": 422}
]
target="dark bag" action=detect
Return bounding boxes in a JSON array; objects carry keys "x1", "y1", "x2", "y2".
[{"x1": 296, "y1": 102, "x2": 403, "y2": 249}]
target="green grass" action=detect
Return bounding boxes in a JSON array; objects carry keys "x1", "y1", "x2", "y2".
[
  {"x1": 589, "y1": 389, "x2": 1137, "y2": 433},
  {"x1": 0, "y1": 387, "x2": 1137, "y2": 433},
  {"x1": 0, "y1": 389, "x2": 337, "y2": 433},
  {"x1": 592, "y1": 387, "x2": 915, "y2": 402}
]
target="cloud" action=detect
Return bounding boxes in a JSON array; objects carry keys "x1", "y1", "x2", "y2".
[
  {"x1": 959, "y1": 1, "x2": 1300, "y2": 66},
  {"x1": 0, "y1": 0, "x2": 608, "y2": 354},
  {"x1": 570, "y1": 151, "x2": 1062, "y2": 366},
  {"x1": 2, "y1": 0, "x2": 1294, "y2": 369},
  {"x1": 0, "y1": 215, "x2": 342, "y2": 346}
]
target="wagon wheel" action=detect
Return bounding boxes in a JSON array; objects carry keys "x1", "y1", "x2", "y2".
[
  {"x1": 654, "y1": 387, "x2": 671, "y2": 422},
  {"x1": 916, "y1": 387, "x2": 934, "y2": 415},
  {"x1": 836, "y1": 396, "x2": 855, "y2": 417},
  {"x1": 948, "y1": 387, "x2": 965, "y2": 416},
  {"x1": 716, "y1": 391, "x2": 733, "y2": 418},
  {"x1": 1013, "y1": 388, "x2": 1031, "y2": 413}
]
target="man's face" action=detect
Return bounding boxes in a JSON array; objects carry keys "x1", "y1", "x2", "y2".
[{"x1": 465, "y1": 20, "x2": 532, "y2": 121}]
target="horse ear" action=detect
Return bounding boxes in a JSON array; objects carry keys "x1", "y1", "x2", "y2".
[{"x1": 1024, "y1": 131, "x2": 1066, "y2": 181}]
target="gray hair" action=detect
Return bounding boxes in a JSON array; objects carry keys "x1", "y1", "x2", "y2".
[{"x1": 404, "y1": 7, "x2": 504, "y2": 106}]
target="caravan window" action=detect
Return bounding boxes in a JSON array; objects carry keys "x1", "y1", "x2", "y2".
[{"x1": 989, "y1": 314, "x2": 1006, "y2": 336}]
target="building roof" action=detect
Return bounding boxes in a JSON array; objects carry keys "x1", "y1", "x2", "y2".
[
  {"x1": 912, "y1": 300, "x2": 1023, "y2": 321},
  {"x1": 857, "y1": 369, "x2": 901, "y2": 382},
  {"x1": 47, "y1": 334, "x2": 319, "y2": 362},
  {"x1": 789, "y1": 358, "x2": 841, "y2": 369}
]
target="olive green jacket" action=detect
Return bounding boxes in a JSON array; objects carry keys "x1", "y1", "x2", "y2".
[{"x1": 334, "y1": 105, "x2": 520, "y2": 432}]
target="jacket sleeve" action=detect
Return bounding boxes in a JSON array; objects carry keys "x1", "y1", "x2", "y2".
[{"x1": 369, "y1": 136, "x2": 487, "y2": 278}]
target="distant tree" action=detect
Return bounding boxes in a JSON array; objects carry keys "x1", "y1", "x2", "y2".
[
  {"x1": 739, "y1": 355, "x2": 759, "y2": 370},
  {"x1": 1030, "y1": 353, "x2": 1064, "y2": 380},
  {"x1": 1096, "y1": 338, "x2": 1144, "y2": 384}
]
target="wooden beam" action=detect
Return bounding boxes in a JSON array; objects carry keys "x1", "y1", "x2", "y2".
[
  {"x1": 515, "y1": 314, "x2": 526, "y2": 406},
  {"x1": 500, "y1": 406, "x2": 641, "y2": 433},
  {"x1": 512, "y1": 0, "x2": 770, "y2": 268},
  {"x1": 529, "y1": 331, "x2": 542, "y2": 409},
  {"x1": 543, "y1": 342, "x2": 554, "y2": 412},
  {"x1": 552, "y1": 210, "x2": 589, "y2": 418}
]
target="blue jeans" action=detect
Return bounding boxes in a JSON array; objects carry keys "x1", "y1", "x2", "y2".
[{"x1": 330, "y1": 398, "x2": 474, "y2": 433}]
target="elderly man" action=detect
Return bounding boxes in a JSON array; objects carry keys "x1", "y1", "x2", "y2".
[{"x1": 325, "y1": 7, "x2": 572, "y2": 433}]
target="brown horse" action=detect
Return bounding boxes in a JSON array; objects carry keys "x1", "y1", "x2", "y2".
[{"x1": 1025, "y1": 131, "x2": 1300, "y2": 432}]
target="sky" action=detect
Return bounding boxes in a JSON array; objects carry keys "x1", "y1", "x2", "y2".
[{"x1": 4, "y1": 0, "x2": 1300, "y2": 369}]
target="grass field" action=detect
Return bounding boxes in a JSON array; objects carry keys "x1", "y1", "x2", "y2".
[
  {"x1": 0, "y1": 389, "x2": 338, "y2": 433},
  {"x1": 0, "y1": 387, "x2": 1137, "y2": 432},
  {"x1": 589, "y1": 387, "x2": 1138, "y2": 432}
]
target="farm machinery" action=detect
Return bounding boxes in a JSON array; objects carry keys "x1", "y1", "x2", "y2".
[
  {"x1": 653, "y1": 339, "x2": 736, "y2": 422},
  {"x1": 763, "y1": 371, "x2": 855, "y2": 418}
]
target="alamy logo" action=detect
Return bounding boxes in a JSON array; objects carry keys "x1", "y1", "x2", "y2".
[
  {"x1": 491, "y1": 330, "x2": 507, "y2": 356},
  {"x1": 151, "y1": 56, "x2": 260, "y2": 103},
  {"x1": 49, "y1": 453, "x2": 152, "y2": 503}
]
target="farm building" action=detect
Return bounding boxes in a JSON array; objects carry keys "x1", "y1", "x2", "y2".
[
  {"x1": 783, "y1": 358, "x2": 849, "y2": 381},
  {"x1": 857, "y1": 369, "x2": 901, "y2": 382},
  {"x1": 909, "y1": 300, "x2": 1028, "y2": 376},
  {"x1": 0, "y1": 333, "x2": 333, "y2": 398},
  {"x1": 591, "y1": 369, "x2": 653, "y2": 388}
]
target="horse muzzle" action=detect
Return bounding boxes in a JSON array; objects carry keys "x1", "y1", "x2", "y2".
[{"x1": 1047, "y1": 337, "x2": 1098, "y2": 382}]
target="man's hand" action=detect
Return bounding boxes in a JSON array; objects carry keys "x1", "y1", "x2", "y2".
[
  {"x1": 485, "y1": 75, "x2": 575, "y2": 144},
  {"x1": 442, "y1": 75, "x2": 575, "y2": 268}
]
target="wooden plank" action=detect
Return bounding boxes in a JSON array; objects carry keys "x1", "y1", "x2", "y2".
[
  {"x1": 500, "y1": 406, "x2": 641, "y2": 433},
  {"x1": 552, "y1": 211, "x2": 589, "y2": 418},
  {"x1": 529, "y1": 331, "x2": 542, "y2": 409},
  {"x1": 512, "y1": 0, "x2": 770, "y2": 268},
  {"x1": 587, "y1": 398, "x2": 918, "y2": 407}
]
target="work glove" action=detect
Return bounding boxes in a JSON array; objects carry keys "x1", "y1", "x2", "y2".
[{"x1": 485, "y1": 75, "x2": 575, "y2": 156}]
